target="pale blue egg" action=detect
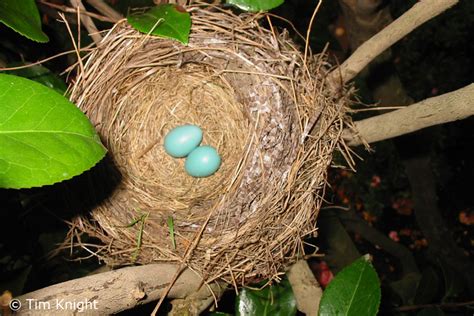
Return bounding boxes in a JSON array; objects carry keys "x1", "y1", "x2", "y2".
[
  {"x1": 185, "y1": 145, "x2": 221, "y2": 178},
  {"x1": 164, "y1": 125, "x2": 203, "y2": 158}
]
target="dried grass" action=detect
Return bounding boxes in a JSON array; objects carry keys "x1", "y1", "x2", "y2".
[{"x1": 67, "y1": 3, "x2": 353, "y2": 285}]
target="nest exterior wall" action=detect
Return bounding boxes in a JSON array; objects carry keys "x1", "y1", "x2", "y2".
[{"x1": 69, "y1": 5, "x2": 350, "y2": 284}]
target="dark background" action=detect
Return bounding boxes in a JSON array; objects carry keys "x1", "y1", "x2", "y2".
[{"x1": 0, "y1": 0, "x2": 473, "y2": 314}]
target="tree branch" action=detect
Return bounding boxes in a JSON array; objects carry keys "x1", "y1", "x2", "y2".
[
  {"x1": 337, "y1": 209, "x2": 419, "y2": 274},
  {"x1": 287, "y1": 260, "x2": 323, "y2": 316},
  {"x1": 15, "y1": 264, "x2": 221, "y2": 315},
  {"x1": 85, "y1": 0, "x2": 123, "y2": 22},
  {"x1": 38, "y1": 1, "x2": 116, "y2": 23},
  {"x1": 345, "y1": 83, "x2": 474, "y2": 146},
  {"x1": 70, "y1": 0, "x2": 102, "y2": 45},
  {"x1": 329, "y1": 0, "x2": 459, "y2": 84}
]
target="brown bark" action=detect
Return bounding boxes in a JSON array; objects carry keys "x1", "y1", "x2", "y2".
[
  {"x1": 85, "y1": 0, "x2": 123, "y2": 22},
  {"x1": 15, "y1": 264, "x2": 223, "y2": 315},
  {"x1": 345, "y1": 84, "x2": 474, "y2": 146},
  {"x1": 338, "y1": 0, "x2": 392, "y2": 51},
  {"x1": 287, "y1": 260, "x2": 323, "y2": 316},
  {"x1": 329, "y1": 0, "x2": 459, "y2": 85},
  {"x1": 70, "y1": 0, "x2": 102, "y2": 45}
]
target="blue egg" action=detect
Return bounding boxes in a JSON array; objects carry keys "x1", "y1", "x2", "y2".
[
  {"x1": 164, "y1": 125, "x2": 203, "y2": 158},
  {"x1": 185, "y1": 146, "x2": 221, "y2": 178}
]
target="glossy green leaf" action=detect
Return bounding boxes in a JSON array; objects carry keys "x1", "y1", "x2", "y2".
[
  {"x1": 319, "y1": 256, "x2": 381, "y2": 316},
  {"x1": 0, "y1": 74, "x2": 106, "y2": 189},
  {"x1": 236, "y1": 279, "x2": 297, "y2": 316},
  {"x1": 4, "y1": 64, "x2": 67, "y2": 95},
  {"x1": 0, "y1": 0, "x2": 49, "y2": 42},
  {"x1": 226, "y1": 0, "x2": 284, "y2": 12},
  {"x1": 127, "y1": 4, "x2": 191, "y2": 44}
]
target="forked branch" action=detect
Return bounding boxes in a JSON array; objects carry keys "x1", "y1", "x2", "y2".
[{"x1": 329, "y1": 0, "x2": 459, "y2": 85}]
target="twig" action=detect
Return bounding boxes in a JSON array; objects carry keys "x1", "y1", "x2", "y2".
[
  {"x1": 38, "y1": 0, "x2": 116, "y2": 23},
  {"x1": 351, "y1": 106, "x2": 407, "y2": 112},
  {"x1": 169, "y1": 282, "x2": 227, "y2": 315},
  {"x1": 59, "y1": 13, "x2": 85, "y2": 75},
  {"x1": 394, "y1": 300, "x2": 474, "y2": 312},
  {"x1": 15, "y1": 264, "x2": 207, "y2": 315},
  {"x1": 328, "y1": 0, "x2": 459, "y2": 85},
  {"x1": 0, "y1": 49, "x2": 90, "y2": 71},
  {"x1": 70, "y1": 0, "x2": 102, "y2": 45},
  {"x1": 287, "y1": 260, "x2": 322, "y2": 316},
  {"x1": 344, "y1": 83, "x2": 474, "y2": 146},
  {"x1": 337, "y1": 209, "x2": 419, "y2": 274},
  {"x1": 303, "y1": 0, "x2": 322, "y2": 65},
  {"x1": 86, "y1": 0, "x2": 123, "y2": 22}
]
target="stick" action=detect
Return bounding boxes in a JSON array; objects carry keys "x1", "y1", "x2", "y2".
[
  {"x1": 38, "y1": 1, "x2": 116, "y2": 23},
  {"x1": 328, "y1": 0, "x2": 459, "y2": 85},
  {"x1": 14, "y1": 264, "x2": 205, "y2": 315},
  {"x1": 344, "y1": 83, "x2": 474, "y2": 146},
  {"x1": 70, "y1": 0, "x2": 102, "y2": 45},
  {"x1": 86, "y1": 0, "x2": 123, "y2": 22},
  {"x1": 287, "y1": 260, "x2": 323, "y2": 316}
]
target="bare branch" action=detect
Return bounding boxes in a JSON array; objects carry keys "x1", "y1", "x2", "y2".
[
  {"x1": 70, "y1": 0, "x2": 102, "y2": 45},
  {"x1": 86, "y1": 0, "x2": 123, "y2": 22},
  {"x1": 345, "y1": 84, "x2": 474, "y2": 146},
  {"x1": 15, "y1": 264, "x2": 218, "y2": 315},
  {"x1": 38, "y1": 1, "x2": 116, "y2": 23},
  {"x1": 287, "y1": 260, "x2": 323, "y2": 316},
  {"x1": 329, "y1": 0, "x2": 459, "y2": 84}
]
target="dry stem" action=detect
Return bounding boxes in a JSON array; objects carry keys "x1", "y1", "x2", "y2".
[
  {"x1": 345, "y1": 83, "x2": 474, "y2": 146},
  {"x1": 15, "y1": 264, "x2": 222, "y2": 315},
  {"x1": 329, "y1": 0, "x2": 459, "y2": 85},
  {"x1": 287, "y1": 260, "x2": 322, "y2": 316},
  {"x1": 86, "y1": 0, "x2": 123, "y2": 22},
  {"x1": 70, "y1": 0, "x2": 102, "y2": 45}
]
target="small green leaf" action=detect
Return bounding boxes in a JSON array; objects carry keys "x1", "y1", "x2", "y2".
[
  {"x1": 0, "y1": 74, "x2": 106, "y2": 189},
  {"x1": 167, "y1": 216, "x2": 176, "y2": 250},
  {"x1": 236, "y1": 279, "x2": 297, "y2": 316},
  {"x1": 319, "y1": 256, "x2": 381, "y2": 316},
  {"x1": 131, "y1": 212, "x2": 149, "y2": 262},
  {"x1": 4, "y1": 64, "x2": 67, "y2": 95},
  {"x1": 127, "y1": 4, "x2": 191, "y2": 44},
  {"x1": 0, "y1": 0, "x2": 49, "y2": 43},
  {"x1": 226, "y1": 0, "x2": 284, "y2": 12}
]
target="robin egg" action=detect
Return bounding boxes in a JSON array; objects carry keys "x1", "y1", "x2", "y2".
[
  {"x1": 185, "y1": 145, "x2": 221, "y2": 177},
  {"x1": 164, "y1": 124, "x2": 203, "y2": 158}
]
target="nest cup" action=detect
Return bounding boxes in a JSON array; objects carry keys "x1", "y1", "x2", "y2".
[{"x1": 69, "y1": 4, "x2": 350, "y2": 285}]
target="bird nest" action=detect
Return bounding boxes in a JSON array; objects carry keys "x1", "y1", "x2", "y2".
[{"x1": 68, "y1": 4, "x2": 352, "y2": 285}]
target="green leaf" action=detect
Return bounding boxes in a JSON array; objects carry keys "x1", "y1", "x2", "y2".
[
  {"x1": 127, "y1": 4, "x2": 191, "y2": 44},
  {"x1": 4, "y1": 64, "x2": 67, "y2": 95},
  {"x1": 0, "y1": 0, "x2": 49, "y2": 43},
  {"x1": 319, "y1": 256, "x2": 381, "y2": 316},
  {"x1": 0, "y1": 74, "x2": 106, "y2": 189},
  {"x1": 236, "y1": 279, "x2": 297, "y2": 316},
  {"x1": 226, "y1": 0, "x2": 284, "y2": 12},
  {"x1": 167, "y1": 216, "x2": 176, "y2": 250}
]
